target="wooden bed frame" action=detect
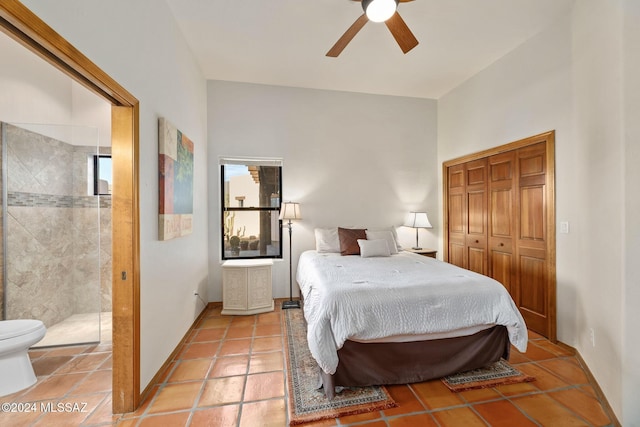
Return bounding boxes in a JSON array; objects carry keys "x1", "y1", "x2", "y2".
[{"x1": 318, "y1": 325, "x2": 510, "y2": 399}]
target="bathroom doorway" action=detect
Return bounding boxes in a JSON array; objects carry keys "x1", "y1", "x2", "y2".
[
  {"x1": 0, "y1": 2, "x2": 141, "y2": 413},
  {"x1": 1, "y1": 121, "x2": 112, "y2": 347}
]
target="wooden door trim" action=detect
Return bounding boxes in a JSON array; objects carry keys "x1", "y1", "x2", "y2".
[
  {"x1": 545, "y1": 134, "x2": 557, "y2": 342},
  {"x1": 443, "y1": 131, "x2": 555, "y2": 168},
  {"x1": 111, "y1": 105, "x2": 141, "y2": 412},
  {"x1": 443, "y1": 131, "x2": 556, "y2": 341},
  {"x1": 0, "y1": 1, "x2": 136, "y2": 106},
  {"x1": 0, "y1": 1, "x2": 141, "y2": 413}
]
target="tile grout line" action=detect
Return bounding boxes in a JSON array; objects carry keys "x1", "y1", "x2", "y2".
[
  {"x1": 229, "y1": 314, "x2": 255, "y2": 427},
  {"x1": 183, "y1": 317, "x2": 226, "y2": 427},
  {"x1": 29, "y1": 344, "x2": 111, "y2": 425},
  {"x1": 131, "y1": 317, "x2": 221, "y2": 425},
  {"x1": 13, "y1": 305, "x2": 615, "y2": 426}
]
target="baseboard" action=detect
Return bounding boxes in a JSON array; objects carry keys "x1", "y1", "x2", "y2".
[
  {"x1": 139, "y1": 302, "x2": 217, "y2": 405},
  {"x1": 556, "y1": 341, "x2": 621, "y2": 427}
]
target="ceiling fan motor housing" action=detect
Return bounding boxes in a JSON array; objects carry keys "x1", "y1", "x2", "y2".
[{"x1": 362, "y1": 0, "x2": 400, "y2": 23}]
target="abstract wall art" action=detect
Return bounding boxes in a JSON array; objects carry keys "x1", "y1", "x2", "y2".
[{"x1": 158, "y1": 117, "x2": 194, "y2": 240}]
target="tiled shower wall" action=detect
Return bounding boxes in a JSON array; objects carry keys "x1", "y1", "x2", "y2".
[{"x1": 1, "y1": 123, "x2": 111, "y2": 327}]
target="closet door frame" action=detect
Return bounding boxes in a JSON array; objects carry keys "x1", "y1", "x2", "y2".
[{"x1": 443, "y1": 131, "x2": 556, "y2": 342}]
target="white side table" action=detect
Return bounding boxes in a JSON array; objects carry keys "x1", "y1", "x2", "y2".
[{"x1": 221, "y1": 259, "x2": 274, "y2": 315}]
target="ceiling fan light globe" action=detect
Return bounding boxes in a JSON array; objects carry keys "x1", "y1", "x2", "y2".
[{"x1": 362, "y1": 0, "x2": 398, "y2": 23}]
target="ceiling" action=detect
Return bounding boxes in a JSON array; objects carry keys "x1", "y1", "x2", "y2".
[{"x1": 165, "y1": 0, "x2": 575, "y2": 99}]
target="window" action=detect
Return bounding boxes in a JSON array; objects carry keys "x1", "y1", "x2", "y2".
[
  {"x1": 220, "y1": 158, "x2": 282, "y2": 260},
  {"x1": 93, "y1": 155, "x2": 112, "y2": 195}
]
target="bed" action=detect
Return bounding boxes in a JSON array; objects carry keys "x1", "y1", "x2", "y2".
[{"x1": 296, "y1": 229, "x2": 528, "y2": 399}]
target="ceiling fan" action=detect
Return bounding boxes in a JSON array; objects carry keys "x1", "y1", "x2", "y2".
[{"x1": 327, "y1": 0, "x2": 418, "y2": 57}]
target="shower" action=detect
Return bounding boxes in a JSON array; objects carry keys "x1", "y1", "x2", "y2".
[{"x1": 0, "y1": 122, "x2": 112, "y2": 347}]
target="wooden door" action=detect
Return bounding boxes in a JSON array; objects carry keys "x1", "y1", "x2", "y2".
[
  {"x1": 465, "y1": 159, "x2": 488, "y2": 275},
  {"x1": 443, "y1": 131, "x2": 556, "y2": 341},
  {"x1": 447, "y1": 164, "x2": 466, "y2": 268},
  {"x1": 488, "y1": 151, "x2": 516, "y2": 295},
  {"x1": 516, "y1": 142, "x2": 551, "y2": 336}
]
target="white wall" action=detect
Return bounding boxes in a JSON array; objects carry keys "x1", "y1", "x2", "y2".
[
  {"x1": 21, "y1": 0, "x2": 209, "y2": 392},
  {"x1": 0, "y1": 32, "x2": 110, "y2": 146},
  {"x1": 0, "y1": 32, "x2": 72, "y2": 126},
  {"x1": 70, "y1": 82, "x2": 111, "y2": 147},
  {"x1": 438, "y1": 0, "x2": 633, "y2": 422},
  {"x1": 207, "y1": 81, "x2": 438, "y2": 301},
  {"x1": 623, "y1": 0, "x2": 640, "y2": 424}
]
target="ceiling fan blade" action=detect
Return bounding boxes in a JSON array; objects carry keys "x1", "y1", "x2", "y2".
[
  {"x1": 350, "y1": 0, "x2": 416, "y2": 2},
  {"x1": 384, "y1": 11, "x2": 419, "y2": 54},
  {"x1": 326, "y1": 13, "x2": 369, "y2": 57}
]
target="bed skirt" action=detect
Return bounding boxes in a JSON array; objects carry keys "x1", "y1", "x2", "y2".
[{"x1": 319, "y1": 325, "x2": 510, "y2": 399}]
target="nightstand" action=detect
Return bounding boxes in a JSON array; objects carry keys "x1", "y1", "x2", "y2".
[
  {"x1": 221, "y1": 259, "x2": 274, "y2": 315},
  {"x1": 405, "y1": 248, "x2": 437, "y2": 258}
]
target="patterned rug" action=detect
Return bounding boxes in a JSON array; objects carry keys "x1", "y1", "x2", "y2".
[
  {"x1": 441, "y1": 359, "x2": 535, "y2": 392},
  {"x1": 283, "y1": 308, "x2": 396, "y2": 425}
]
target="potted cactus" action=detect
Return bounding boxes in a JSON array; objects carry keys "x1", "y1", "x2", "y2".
[{"x1": 229, "y1": 235, "x2": 241, "y2": 256}]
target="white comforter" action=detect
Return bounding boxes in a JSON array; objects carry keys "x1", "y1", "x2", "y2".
[{"x1": 296, "y1": 250, "x2": 528, "y2": 375}]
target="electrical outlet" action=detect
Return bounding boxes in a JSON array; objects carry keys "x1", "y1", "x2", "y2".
[
  {"x1": 193, "y1": 290, "x2": 198, "y2": 296},
  {"x1": 589, "y1": 328, "x2": 595, "y2": 347}
]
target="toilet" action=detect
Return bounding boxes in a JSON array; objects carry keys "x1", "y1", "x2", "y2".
[{"x1": 0, "y1": 319, "x2": 46, "y2": 397}]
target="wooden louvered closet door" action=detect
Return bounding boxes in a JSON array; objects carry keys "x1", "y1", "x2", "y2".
[{"x1": 443, "y1": 132, "x2": 556, "y2": 341}]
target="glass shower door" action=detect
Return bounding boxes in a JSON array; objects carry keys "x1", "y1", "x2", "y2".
[{"x1": 1, "y1": 121, "x2": 110, "y2": 347}]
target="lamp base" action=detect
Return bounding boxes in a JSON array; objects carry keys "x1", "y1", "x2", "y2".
[
  {"x1": 411, "y1": 247, "x2": 422, "y2": 250},
  {"x1": 282, "y1": 299, "x2": 301, "y2": 310}
]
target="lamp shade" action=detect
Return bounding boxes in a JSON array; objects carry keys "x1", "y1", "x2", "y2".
[
  {"x1": 404, "y1": 211, "x2": 432, "y2": 228},
  {"x1": 362, "y1": 0, "x2": 398, "y2": 23},
  {"x1": 279, "y1": 202, "x2": 301, "y2": 220}
]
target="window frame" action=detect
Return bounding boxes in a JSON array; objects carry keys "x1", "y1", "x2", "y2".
[
  {"x1": 220, "y1": 161, "x2": 283, "y2": 261},
  {"x1": 93, "y1": 154, "x2": 112, "y2": 196}
]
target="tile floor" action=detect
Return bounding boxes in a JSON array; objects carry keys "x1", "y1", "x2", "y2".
[{"x1": 0, "y1": 301, "x2": 619, "y2": 426}]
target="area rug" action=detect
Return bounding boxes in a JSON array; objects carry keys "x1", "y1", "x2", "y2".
[
  {"x1": 441, "y1": 359, "x2": 535, "y2": 392},
  {"x1": 283, "y1": 308, "x2": 396, "y2": 425}
]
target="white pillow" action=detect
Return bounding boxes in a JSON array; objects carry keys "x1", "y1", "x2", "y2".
[
  {"x1": 365, "y1": 230, "x2": 399, "y2": 254},
  {"x1": 357, "y1": 239, "x2": 391, "y2": 258},
  {"x1": 314, "y1": 228, "x2": 340, "y2": 253},
  {"x1": 390, "y1": 226, "x2": 403, "y2": 251}
]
